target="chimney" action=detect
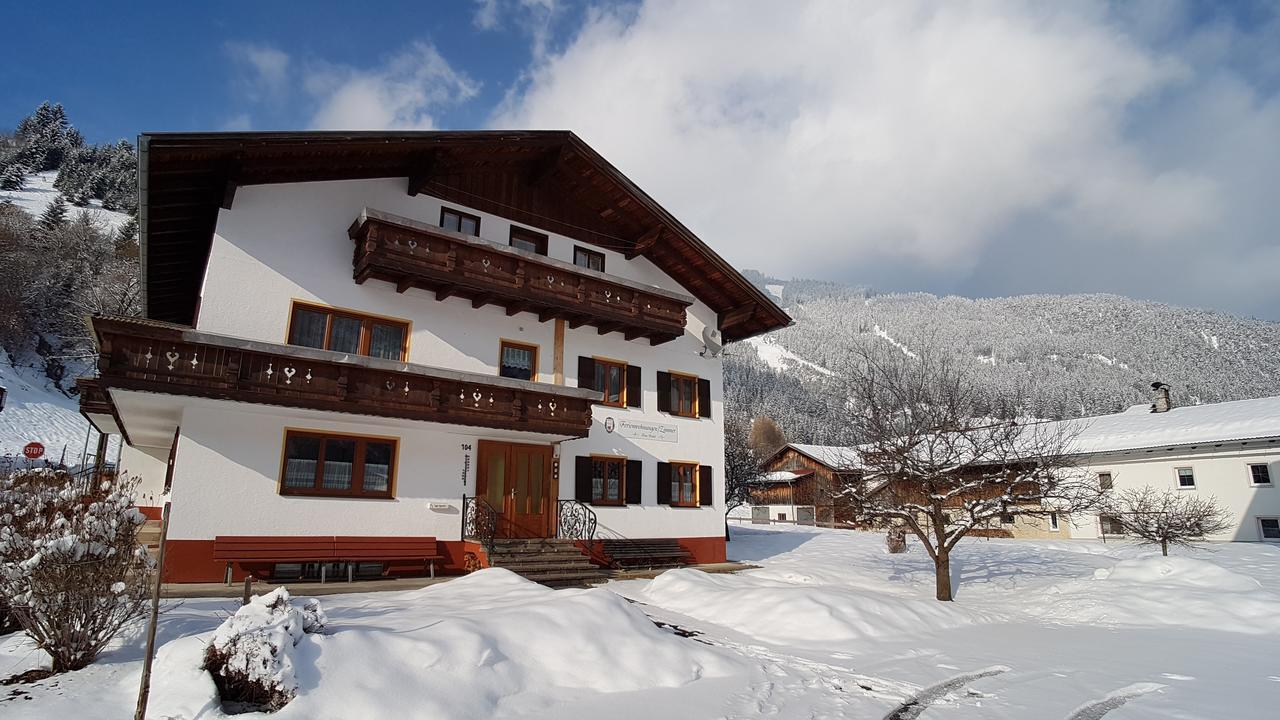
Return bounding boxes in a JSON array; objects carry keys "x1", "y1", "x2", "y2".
[{"x1": 1151, "y1": 382, "x2": 1172, "y2": 413}]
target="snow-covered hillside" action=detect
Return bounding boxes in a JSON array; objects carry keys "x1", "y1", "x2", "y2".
[
  {"x1": 0, "y1": 359, "x2": 103, "y2": 465},
  {"x1": 0, "y1": 170, "x2": 131, "y2": 231}
]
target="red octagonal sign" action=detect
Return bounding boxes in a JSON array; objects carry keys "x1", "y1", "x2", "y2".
[{"x1": 22, "y1": 442, "x2": 44, "y2": 460}]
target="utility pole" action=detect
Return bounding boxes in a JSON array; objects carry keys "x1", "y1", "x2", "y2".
[{"x1": 134, "y1": 501, "x2": 170, "y2": 720}]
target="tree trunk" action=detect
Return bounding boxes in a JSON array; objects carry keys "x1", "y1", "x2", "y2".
[
  {"x1": 724, "y1": 515, "x2": 731, "y2": 542},
  {"x1": 1161, "y1": 539, "x2": 1168, "y2": 556},
  {"x1": 934, "y1": 549, "x2": 953, "y2": 601}
]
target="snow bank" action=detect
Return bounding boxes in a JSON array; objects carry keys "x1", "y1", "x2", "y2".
[
  {"x1": 1031, "y1": 555, "x2": 1280, "y2": 635},
  {"x1": 149, "y1": 569, "x2": 739, "y2": 718},
  {"x1": 645, "y1": 568, "x2": 990, "y2": 647}
]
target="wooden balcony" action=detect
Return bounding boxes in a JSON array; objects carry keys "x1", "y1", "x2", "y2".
[
  {"x1": 85, "y1": 316, "x2": 597, "y2": 438},
  {"x1": 349, "y1": 209, "x2": 693, "y2": 345}
]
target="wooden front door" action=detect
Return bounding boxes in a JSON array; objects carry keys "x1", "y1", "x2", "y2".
[{"x1": 476, "y1": 440, "x2": 555, "y2": 538}]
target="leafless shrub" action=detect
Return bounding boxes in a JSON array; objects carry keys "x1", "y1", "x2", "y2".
[
  {"x1": 1103, "y1": 486, "x2": 1232, "y2": 556},
  {"x1": 0, "y1": 468, "x2": 153, "y2": 673}
]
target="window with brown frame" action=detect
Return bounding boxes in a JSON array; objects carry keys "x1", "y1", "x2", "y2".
[
  {"x1": 287, "y1": 303, "x2": 409, "y2": 361},
  {"x1": 441, "y1": 207, "x2": 480, "y2": 236},
  {"x1": 574, "y1": 246, "x2": 605, "y2": 272},
  {"x1": 594, "y1": 358, "x2": 627, "y2": 407},
  {"x1": 499, "y1": 340, "x2": 538, "y2": 381},
  {"x1": 670, "y1": 462, "x2": 699, "y2": 507},
  {"x1": 280, "y1": 430, "x2": 396, "y2": 498},
  {"x1": 591, "y1": 456, "x2": 625, "y2": 505},
  {"x1": 510, "y1": 226, "x2": 548, "y2": 255},
  {"x1": 669, "y1": 373, "x2": 697, "y2": 418}
]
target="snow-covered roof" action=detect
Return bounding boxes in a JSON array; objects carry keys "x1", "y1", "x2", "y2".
[
  {"x1": 752, "y1": 469, "x2": 814, "y2": 485},
  {"x1": 1061, "y1": 395, "x2": 1280, "y2": 455},
  {"x1": 786, "y1": 444, "x2": 863, "y2": 470}
]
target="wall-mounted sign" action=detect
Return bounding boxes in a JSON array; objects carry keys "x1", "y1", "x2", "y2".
[{"x1": 611, "y1": 418, "x2": 678, "y2": 443}]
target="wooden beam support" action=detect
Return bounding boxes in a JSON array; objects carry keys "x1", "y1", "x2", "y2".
[
  {"x1": 435, "y1": 285, "x2": 456, "y2": 302},
  {"x1": 395, "y1": 278, "x2": 414, "y2": 294},
  {"x1": 505, "y1": 303, "x2": 526, "y2": 317},
  {"x1": 719, "y1": 303, "x2": 756, "y2": 329},
  {"x1": 624, "y1": 329, "x2": 647, "y2": 341},
  {"x1": 568, "y1": 316, "x2": 590, "y2": 330},
  {"x1": 626, "y1": 227, "x2": 662, "y2": 259},
  {"x1": 471, "y1": 294, "x2": 491, "y2": 310},
  {"x1": 406, "y1": 150, "x2": 440, "y2": 196},
  {"x1": 220, "y1": 179, "x2": 238, "y2": 210},
  {"x1": 538, "y1": 309, "x2": 563, "y2": 323},
  {"x1": 596, "y1": 322, "x2": 623, "y2": 336}
]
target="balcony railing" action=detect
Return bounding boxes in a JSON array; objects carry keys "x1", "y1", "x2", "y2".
[
  {"x1": 349, "y1": 209, "x2": 693, "y2": 345},
  {"x1": 86, "y1": 316, "x2": 596, "y2": 437}
]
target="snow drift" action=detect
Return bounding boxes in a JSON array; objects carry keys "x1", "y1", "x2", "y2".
[
  {"x1": 148, "y1": 569, "x2": 739, "y2": 718},
  {"x1": 644, "y1": 568, "x2": 991, "y2": 647}
]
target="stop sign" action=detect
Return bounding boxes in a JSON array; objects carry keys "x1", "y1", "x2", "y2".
[{"x1": 22, "y1": 442, "x2": 44, "y2": 460}]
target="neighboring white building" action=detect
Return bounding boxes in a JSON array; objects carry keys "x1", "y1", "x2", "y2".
[
  {"x1": 1067, "y1": 393, "x2": 1280, "y2": 543},
  {"x1": 79, "y1": 132, "x2": 790, "y2": 582}
]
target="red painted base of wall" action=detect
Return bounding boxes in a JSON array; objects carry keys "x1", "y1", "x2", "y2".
[
  {"x1": 161, "y1": 539, "x2": 481, "y2": 584},
  {"x1": 137, "y1": 506, "x2": 163, "y2": 521}
]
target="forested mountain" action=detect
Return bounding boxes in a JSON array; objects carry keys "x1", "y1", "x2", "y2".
[
  {"x1": 727, "y1": 271, "x2": 1280, "y2": 446},
  {"x1": 0, "y1": 103, "x2": 139, "y2": 391}
]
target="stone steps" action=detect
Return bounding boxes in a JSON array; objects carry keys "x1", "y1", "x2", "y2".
[{"x1": 486, "y1": 538, "x2": 608, "y2": 588}]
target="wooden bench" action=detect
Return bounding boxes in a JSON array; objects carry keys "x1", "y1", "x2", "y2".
[
  {"x1": 600, "y1": 539, "x2": 695, "y2": 570},
  {"x1": 212, "y1": 535, "x2": 442, "y2": 583}
]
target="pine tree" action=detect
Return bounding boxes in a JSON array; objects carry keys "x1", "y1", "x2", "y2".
[
  {"x1": 39, "y1": 194, "x2": 69, "y2": 231},
  {"x1": 0, "y1": 162, "x2": 26, "y2": 191},
  {"x1": 114, "y1": 215, "x2": 139, "y2": 259}
]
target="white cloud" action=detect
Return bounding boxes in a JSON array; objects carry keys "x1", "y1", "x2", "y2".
[
  {"x1": 492, "y1": 0, "x2": 1280, "y2": 318},
  {"x1": 306, "y1": 42, "x2": 481, "y2": 130},
  {"x1": 225, "y1": 42, "x2": 291, "y2": 102}
]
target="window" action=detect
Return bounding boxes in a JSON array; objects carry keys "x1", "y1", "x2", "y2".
[
  {"x1": 280, "y1": 430, "x2": 396, "y2": 498},
  {"x1": 509, "y1": 226, "x2": 548, "y2": 255},
  {"x1": 1099, "y1": 515, "x2": 1125, "y2": 535},
  {"x1": 657, "y1": 371, "x2": 710, "y2": 418},
  {"x1": 1176, "y1": 467, "x2": 1196, "y2": 489},
  {"x1": 1249, "y1": 463, "x2": 1272, "y2": 487},
  {"x1": 669, "y1": 373, "x2": 698, "y2": 418},
  {"x1": 671, "y1": 462, "x2": 698, "y2": 507},
  {"x1": 574, "y1": 246, "x2": 605, "y2": 272},
  {"x1": 1259, "y1": 517, "x2": 1280, "y2": 541},
  {"x1": 591, "y1": 456, "x2": 625, "y2": 505},
  {"x1": 441, "y1": 207, "x2": 480, "y2": 236},
  {"x1": 1000, "y1": 513, "x2": 1015, "y2": 525},
  {"x1": 287, "y1": 303, "x2": 409, "y2": 361},
  {"x1": 1098, "y1": 472, "x2": 1113, "y2": 491},
  {"x1": 498, "y1": 340, "x2": 538, "y2": 381},
  {"x1": 594, "y1": 358, "x2": 627, "y2": 407},
  {"x1": 1049, "y1": 512, "x2": 1060, "y2": 532},
  {"x1": 777, "y1": 512, "x2": 787, "y2": 522}
]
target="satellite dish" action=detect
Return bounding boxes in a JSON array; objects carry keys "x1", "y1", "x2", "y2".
[{"x1": 701, "y1": 326, "x2": 724, "y2": 358}]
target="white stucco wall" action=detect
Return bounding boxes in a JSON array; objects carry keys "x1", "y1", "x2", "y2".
[
  {"x1": 163, "y1": 178, "x2": 728, "y2": 541},
  {"x1": 1071, "y1": 443, "x2": 1280, "y2": 542},
  {"x1": 118, "y1": 443, "x2": 168, "y2": 509}
]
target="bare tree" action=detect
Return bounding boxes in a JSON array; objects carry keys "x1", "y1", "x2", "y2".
[
  {"x1": 1103, "y1": 486, "x2": 1232, "y2": 556},
  {"x1": 748, "y1": 416, "x2": 786, "y2": 457},
  {"x1": 723, "y1": 412, "x2": 760, "y2": 541},
  {"x1": 838, "y1": 339, "x2": 1103, "y2": 601}
]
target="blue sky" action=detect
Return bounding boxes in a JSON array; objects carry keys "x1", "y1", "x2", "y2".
[{"x1": 4, "y1": 1, "x2": 1279, "y2": 319}]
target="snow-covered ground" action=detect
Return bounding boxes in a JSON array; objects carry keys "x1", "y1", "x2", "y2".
[
  {"x1": 0, "y1": 170, "x2": 131, "y2": 232},
  {"x1": 744, "y1": 336, "x2": 834, "y2": 377},
  {"x1": 3, "y1": 525, "x2": 1278, "y2": 718}
]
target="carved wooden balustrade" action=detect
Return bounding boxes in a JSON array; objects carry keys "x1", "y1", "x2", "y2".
[
  {"x1": 86, "y1": 316, "x2": 596, "y2": 437},
  {"x1": 350, "y1": 209, "x2": 692, "y2": 345}
]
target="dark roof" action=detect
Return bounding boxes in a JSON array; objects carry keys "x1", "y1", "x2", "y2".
[{"x1": 138, "y1": 130, "x2": 791, "y2": 341}]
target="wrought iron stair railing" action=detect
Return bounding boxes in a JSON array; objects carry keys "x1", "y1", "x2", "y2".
[
  {"x1": 461, "y1": 495, "x2": 501, "y2": 555},
  {"x1": 556, "y1": 499, "x2": 598, "y2": 543}
]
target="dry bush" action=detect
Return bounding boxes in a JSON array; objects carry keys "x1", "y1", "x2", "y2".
[{"x1": 0, "y1": 468, "x2": 153, "y2": 673}]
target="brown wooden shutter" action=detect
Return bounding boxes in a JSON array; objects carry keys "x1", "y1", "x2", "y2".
[
  {"x1": 625, "y1": 459, "x2": 643, "y2": 505},
  {"x1": 656, "y1": 371, "x2": 671, "y2": 413},
  {"x1": 577, "y1": 356, "x2": 595, "y2": 390},
  {"x1": 656, "y1": 462, "x2": 672, "y2": 505},
  {"x1": 575, "y1": 456, "x2": 592, "y2": 502},
  {"x1": 697, "y1": 378, "x2": 712, "y2": 418},
  {"x1": 626, "y1": 364, "x2": 642, "y2": 408},
  {"x1": 698, "y1": 465, "x2": 713, "y2": 507}
]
